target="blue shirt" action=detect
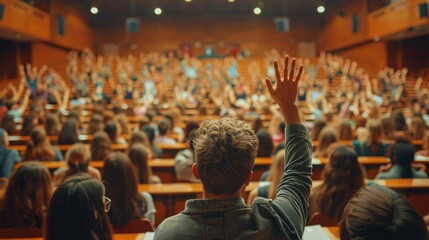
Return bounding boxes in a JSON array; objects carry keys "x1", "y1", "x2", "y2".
[{"x1": 0, "y1": 148, "x2": 21, "y2": 178}]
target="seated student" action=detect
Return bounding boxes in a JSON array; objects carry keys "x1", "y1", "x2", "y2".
[
  {"x1": 376, "y1": 140, "x2": 427, "y2": 179},
  {"x1": 104, "y1": 120, "x2": 127, "y2": 144},
  {"x1": 175, "y1": 129, "x2": 199, "y2": 182},
  {"x1": 247, "y1": 150, "x2": 285, "y2": 205},
  {"x1": 46, "y1": 174, "x2": 113, "y2": 240},
  {"x1": 154, "y1": 119, "x2": 177, "y2": 145},
  {"x1": 53, "y1": 143, "x2": 101, "y2": 186},
  {"x1": 339, "y1": 186, "x2": 428, "y2": 240},
  {"x1": 24, "y1": 127, "x2": 63, "y2": 161},
  {"x1": 45, "y1": 113, "x2": 61, "y2": 136},
  {"x1": 314, "y1": 127, "x2": 338, "y2": 158},
  {"x1": 154, "y1": 56, "x2": 312, "y2": 239},
  {"x1": 1, "y1": 114, "x2": 17, "y2": 135},
  {"x1": 353, "y1": 119, "x2": 390, "y2": 156},
  {"x1": 337, "y1": 120, "x2": 354, "y2": 140},
  {"x1": 0, "y1": 162, "x2": 52, "y2": 228},
  {"x1": 309, "y1": 145, "x2": 365, "y2": 224},
  {"x1": 57, "y1": 118, "x2": 79, "y2": 145},
  {"x1": 21, "y1": 114, "x2": 38, "y2": 136},
  {"x1": 311, "y1": 118, "x2": 327, "y2": 141},
  {"x1": 143, "y1": 126, "x2": 163, "y2": 158},
  {"x1": 103, "y1": 152, "x2": 156, "y2": 228},
  {"x1": 256, "y1": 128, "x2": 274, "y2": 157},
  {"x1": 128, "y1": 131, "x2": 150, "y2": 150},
  {"x1": 128, "y1": 143, "x2": 161, "y2": 184},
  {"x1": 0, "y1": 128, "x2": 21, "y2": 179},
  {"x1": 91, "y1": 131, "x2": 112, "y2": 161},
  {"x1": 87, "y1": 114, "x2": 104, "y2": 135}
]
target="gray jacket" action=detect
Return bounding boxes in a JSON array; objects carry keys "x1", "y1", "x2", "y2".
[{"x1": 154, "y1": 124, "x2": 313, "y2": 240}]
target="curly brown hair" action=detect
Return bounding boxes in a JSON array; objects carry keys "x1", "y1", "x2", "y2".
[{"x1": 194, "y1": 118, "x2": 258, "y2": 195}]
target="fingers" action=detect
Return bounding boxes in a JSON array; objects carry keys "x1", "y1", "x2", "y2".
[
  {"x1": 289, "y1": 58, "x2": 296, "y2": 81},
  {"x1": 283, "y1": 56, "x2": 289, "y2": 81},
  {"x1": 274, "y1": 61, "x2": 281, "y2": 83},
  {"x1": 295, "y1": 65, "x2": 304, "y2": 84},
  {"x1": 265, "y1": 78, "x2": 275, "y2": 97}
]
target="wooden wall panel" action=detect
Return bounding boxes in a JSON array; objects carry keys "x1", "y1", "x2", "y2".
[
  {"x1": 97, "y1": 15, "x2": 319, "y2": 57},
  {"x1": 31, "y1": 42, "x2": 69, "y2": 71},
  {"x1": 317, "y1": 0, "x2": 369, "y2": 52},
  {"x1": 335, "y1": 41, "x2": 388, "y2": 71},
  {"x1": 0, "y1": 0, "x2": 50, "y2": 41},
  {"x1": 50, "y1": 0, "x2": 95, "y2": 50}
]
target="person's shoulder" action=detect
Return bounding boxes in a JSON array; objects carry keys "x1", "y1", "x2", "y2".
[
  {"x1": 154, "y1": 214, "x2": 189, "y2": 237},
  {"x1": 5, "y1": 149, "x2": 21, "y2": 162},
  {"x1": 88, "y1": 166, "x2": 101, "y2": 179},
  {"x1": 413, "y1": 170, "x2": 428, "y2": 178}
]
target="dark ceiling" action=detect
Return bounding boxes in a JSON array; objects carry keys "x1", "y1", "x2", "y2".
[{"x1": 85, "y1": 0, "x2": 334, "y2": 17}]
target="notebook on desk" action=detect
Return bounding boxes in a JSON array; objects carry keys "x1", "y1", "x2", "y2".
[{"x1": 303, "y1": 225, "x2": 332, "y2": 240}]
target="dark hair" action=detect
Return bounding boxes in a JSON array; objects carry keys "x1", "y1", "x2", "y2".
[
  {"x1": 21, "y1": 114, "x2": 38, "y2": 136},
  {"x1": 143, "y1": 126, "x2": 155, "y2": 145},
  {"x1": 91, "y1": 131, "x2": 112, "y2": 161},
  {"x1": 45, "y1": 113, "x2": 61, "y2": 136},
  {"x1": 103, "y1": 152, "x2": 146, "y2": 228},
  {"x1": 184, "y1": 121, "x2": 199, "y2": 142},
  {"x1": 389, "y1": 141, "x2": 416, "y2": 177},
  {"x1": 129, "y1": 131, "x2": 149, "y2": 148},
  {"x1": 391, "y1": 109, "x2": 408, "y2": 131},
  {"x1": 316, "y1": 145, "x2": 364, "y2": 223},
  {"x1": 251, "y1": 118, "x2": 264, "y2": 133},
  {"x1": 0, "y1": 162, "x2": 52, "y2": 228},
  {"x1": 158, "y1": 120, "x2": 171, "y2": 136},
  {"x1": 88, "y1": 114, "x2": 104, "y2": 135},
  {"x1": 58, "y1": 119, "x2": 79, "y2": 145},
  {"x1": 312, "y1": 118, "x2": 327, "y2": 140},
  {"x1": 338, "y1": 120, "x2": 353, "y2": 141},
  {"x1": 104, "y1": 121, "x2": 118, "y2": 144},
  {"x1": 256, "y1": 128, "x2": 274, "y2": 157},
  {"x1": 46, "y1": 174, "x2": 112, "y2": 240},
  {"x1": 1, "y1": 115, "x2": 16, "y2": 135},
  {"x1": 340, "y1": 186, "x2": 428, "y2": 240},
  {"x1": 128, "y1": 143, "x2": 152, "y2": 183},
  {"x1": 25, "y1": 127, "x2": 55, "y2": 161}
]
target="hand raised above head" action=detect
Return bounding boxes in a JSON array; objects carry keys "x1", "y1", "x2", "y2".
[{"x1": 265, "y1": 55, "x2": 303, "y2": 125}]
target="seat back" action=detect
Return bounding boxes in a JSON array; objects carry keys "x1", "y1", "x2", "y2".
[
  {"x1": 0, "y1": 227, "x2": 43, "y2": 238},
  {"x1": 308, "y1": 212, "x2": 337, "y2": 226},
  {"x1": 113, "y1": 218, "x2": 154, "y2": 233}
]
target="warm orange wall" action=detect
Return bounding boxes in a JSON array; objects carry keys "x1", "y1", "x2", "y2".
[
  {"x1": 317, "y1": 0, "x2": 369, "y2": 52},
  {"x1": 31, "y1": 42, "x2": 69, "y2": 70},
  {"x1": 334, "y1": 41, "x2": 388, "y2": 71},
  {"x1": 50, "y1": 0, "x2": 95, "y2": 50},
  {"x1": 97, "y1": 15, "x2": 319, "y2": 57}
]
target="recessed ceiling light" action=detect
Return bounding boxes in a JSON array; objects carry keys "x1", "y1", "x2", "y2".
[
  {"x1": 317, "y1": 5, "x2": 325, "y2": 14},
  {"x1": 154, "y1": 7, "x2": 162, "y2": 15},
  {"x1": 90, "y1": 6, "x2": 99, "y2": 14},
  {"x1": 253, "y1": 7, "x2": 261, "y2": 15},
  {"x1": 228, "y1": 0, "x2": 235, "y2": 2},
  {"x1": 185, "y1": 0, "x2": 192, "y2": 2}
]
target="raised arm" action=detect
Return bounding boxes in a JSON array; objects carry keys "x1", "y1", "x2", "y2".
[{"x1": 265, "y1": 56, "x2": 312, "y2": 238}]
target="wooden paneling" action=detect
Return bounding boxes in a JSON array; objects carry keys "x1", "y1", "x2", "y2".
[
  {"x1": 317, "y1": 0, "x2": 369, "y2": 52},
  {"x1": 49, "y1": 0, "x2": 95, "y2": 50},
  {"x1": 0, "y1": 0, "x2": 50, "y2": 41},
  {"x1": 335, "y1": 41, "x2": 388, "y2": 70},
  {"x1": 97, "y1": 15, "x2": 319, "y2": 56},
  {"x1": 368, "y1": 1, "x2": 412, "y2": 38},
  {"x1": 31, "y1": 42, "x2": 69, "y2": 70}
]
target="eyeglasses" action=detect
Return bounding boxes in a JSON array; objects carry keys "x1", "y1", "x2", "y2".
[{"x1": 104, "y1": 196, "x2": 111, "y2": 212}]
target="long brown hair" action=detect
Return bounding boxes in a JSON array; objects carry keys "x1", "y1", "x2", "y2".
[
  {"x1": 316, "y1": 127, "x2": 338, "y2": 157},
  {"x1": 25, "y1": 127, "x2": 55, "y2": 161},
  {"x1": 367, "y1": 119, "x2": 384, "y2": 154},
  {"x1": 64, "y1": 143, "x2": 91, "y2": 181},
  {"x1": 337, "y1": 120, "x2": 353, "y2": 140},
  {"x1": 267, "y1": 151, "x2": 285, "y2": 199},
  {"x1": 316, "y1": 145, "x2": 364, "y2": 223},
  {"x1": 90, "y1": 131, "x2": 112, "y2": 161},
  {"x1": 0, "y1": 162, "x2": 52, "y2": 228},
  {"x1": 102, "y1": 152, "x2": 146, "y2": 228},
  {"x1": 128, "y1": 143, "x2": 152, "y2": 183}
]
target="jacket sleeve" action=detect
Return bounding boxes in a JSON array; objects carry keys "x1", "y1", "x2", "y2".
[{"x1": 271, "y1": 124, "x2": 312, "y2": 239}]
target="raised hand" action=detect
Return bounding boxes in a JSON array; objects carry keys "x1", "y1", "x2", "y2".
[{"x1": 265, "y1": 56, "x2": 303, "y2": 125}]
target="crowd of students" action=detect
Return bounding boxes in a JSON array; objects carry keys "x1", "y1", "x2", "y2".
[{"x1": 0, "y1": 49, "x2": 427, "y2": 239}]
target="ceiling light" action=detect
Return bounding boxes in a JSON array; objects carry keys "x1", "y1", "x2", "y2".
[
  {"x1": 185, "y1": 0, "x2": 192, "y2": 2},
  {"x1": 253, "y1": 7, "x2": 262, "y2": 15},
  {"x1": 90, "y1": 6, "x2": 99, "y2": 14},
  {"x1": 228, "y1": 0, "x2": 235, "y2": 2},
  {"x1": 154, "y1": 7, "x2": 162, "y2": 15},
  {"x1": 317, "y1": 5, "x2": 325, "y2": 13}
]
